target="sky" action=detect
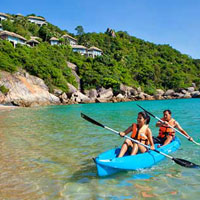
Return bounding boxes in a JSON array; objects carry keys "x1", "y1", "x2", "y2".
[{"x1": 1, "y1": 0, "x2": 200, "y2": 58}]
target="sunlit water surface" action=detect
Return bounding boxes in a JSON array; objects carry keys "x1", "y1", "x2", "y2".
[{"x1": 0, "y1": 99, "x2": 200, "y2": 199}]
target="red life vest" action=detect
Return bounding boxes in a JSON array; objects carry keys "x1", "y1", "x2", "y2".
[
  {"x1": 131, "y1": 123, "x2": 148, "y2": 142},
  {"x1": 158, "y1": 118, "x2": 176, "y2": 138}
]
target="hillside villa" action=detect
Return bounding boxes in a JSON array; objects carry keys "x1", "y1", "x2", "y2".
[
  {"x1": 71, "y1": 45, "x2": 87, "y2": 55},
  {"x1": 0, "y1": 30, "x2": 26, "y2": 47},
  {"x1": 62, "y1": 33, "x2": 77, "y2": 45},
  {"x1": 50, "y1": 37, "x2": 59, "y2": 45},
  {"x1": 71, "y1": 44, "x2": 103, "y2": 57},
  {"x1": 27, "y1": 16, "x2": 47, "y2": 26},
  {"x1": 0, "y1": 12, "x2": 9, "y2": 22},
  {"x1": 0, "y1": 12, "x2": 103, "y2": 57},
  {"x1": 27, "y1": 38, "x2": 39, "y2": 47},
  {"x1": 88, "y1": 46, "x2": 103, "y2": 58}
]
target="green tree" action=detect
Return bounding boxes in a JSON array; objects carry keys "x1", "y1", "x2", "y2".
[{"x1": 75, "y1": 25, "x2": 84, "y2": 35}]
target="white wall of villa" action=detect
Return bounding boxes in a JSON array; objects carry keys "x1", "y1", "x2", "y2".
[
  {"x1": 5, "y1": 35, "x2": 26, "y2": 47},
  {"x1": 28, "y1": 16, "x2": 47, "y2": 26},
  {"x1": 62, "y1": 34, "x2": 77, "y2": 45},
  {"x1": 0, "y1": 31, "x2": 26, "y2": 47},
  {"x1": 72, "y1": 45, "x2": 87, "y2": 55},
  {"x1": 50, "y1": 40, "x2": 59, "y2": 45},
  {"x1": 88, "y1": 49, "x2": 102, "y2": 58}
]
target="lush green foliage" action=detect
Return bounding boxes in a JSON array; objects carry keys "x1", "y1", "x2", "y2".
[
  {"x1": 77, "y1": 31, "x2": 200, "y2": 93},
  {"x1": 0, "y1": 40, "x2": 77, "y2": 92},
  {"x1": 1, "y1": 13, "x2": 200, "y2": 94},
  {"x1": 0, "y1": 85, "x2": 9, "y2": 94}
]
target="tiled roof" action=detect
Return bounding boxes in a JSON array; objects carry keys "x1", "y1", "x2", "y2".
[
  {"x1": 71, "y1": 45, "x2": 87, "y2": 49},
  {"x1": 0, "y1": 12, "x2": 9, "y2": 18},
  {"x1": 28, "y1": 16, "x2": 46, "y2": 21},
  {"x1": 88, "y1": 46, "x2": 103, "y2": 52},
  {"x1": 0, "y1": 30, "x2": 26, "y2": 41},
  {"x1": 62, "y1": 33, "x2": 77, "y2": 41},
  {"x1": 50, "y1": 37, "x2": 59, "y2": 41},
  {"x1": 27, "y1": 39, "x2": 39, "y2": 44}
]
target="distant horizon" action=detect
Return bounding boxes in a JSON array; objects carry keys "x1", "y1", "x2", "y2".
[{"x1": 1, "y1": 0, "x2": 200, "y2": 59}]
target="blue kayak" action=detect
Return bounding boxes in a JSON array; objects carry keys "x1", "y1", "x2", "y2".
[{"x1": 93, "y1": 136, "x2": 181, "y2": 177}]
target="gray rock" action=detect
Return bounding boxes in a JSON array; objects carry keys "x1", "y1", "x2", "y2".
[
  {"x1": 183, "y1": 92, "x2": 191, "y2": 98},
  {"x1": 98, "y1": 87, "x2": 113, "y2": 99},
  {"x1": 164, "y1": 89, "x2": 175, "y2": 96},
  {"x1": 67, "y1": 62, "x2": 80, "y2": 90},
  {"x1": 181, "y1": 89, "x2": 187, "y2": 94},
  {"x1": 156, "y1": 89, "x2": 165, "y2": 96},
  {"x1": 187, "y1": 87, "x2": 195, "y2": 93},
  {"x1": 53, "y1": 88, "x2": 63, "y2": 96},
  {"x1": 71, "y1": 91, "x2": 90, "y2": 103},
  {"x1": 88, "y1": 89, "x2": 98, "y2": 99},
  {"x1": 192, "y1": 83, "x2": 196, "y2": 88},
  {"x1": 191, "y1": 91, "x2": 200, "y2": 98},
  {"x1": 0, "y1": 71, "x2": 60, "y2": 106},
  {"x1": 67, "y1": 83, "x2": 77, "y2": 97},
  {"x1": 119, "y1": 84, "x2": 137, "y2": 97}
]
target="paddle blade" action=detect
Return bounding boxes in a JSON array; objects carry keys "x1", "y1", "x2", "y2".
[
  {"x1": 137, "y1": 104, "x2": 155, "y2": 118},
  {"x1": 81, "y1": 113, "x2": 105, "y2": 128},
  {"x1": 173, "y1": 158, "x2": 200, "y2": 168}
]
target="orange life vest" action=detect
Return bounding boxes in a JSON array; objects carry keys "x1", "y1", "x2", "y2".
[
  {"x1": 158, "y1": 118, "x2": 176, "y2": 138},
  {"x1": 131, "y1": 123, "x2": 148, "y2": 142}
]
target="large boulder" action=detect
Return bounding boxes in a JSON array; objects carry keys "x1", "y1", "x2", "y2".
[
  {"x1": 0, "y1": 71, "x2": 60, "y2": 107},
  {"x1": 67, "y1": 62, "x2": 81, "y2": 90},
  {"x1": 70, "y1": 91, "x2": 90, "y2": 103},
  {"x1": 97, "y1": 87, "x2": 113, "y2": 100},
  {"x1": 156, "y1": 89, "x2": 165, "y2": 96},
  {"x1": 119, "y1": 84, "x2": 138, "y2": 97},
  {"x1": 164, "y1": 89, "x2": 175, "y2": 96},
  {"x1": 191, "y1": 91, "x2": 200, "y2": 98},
  {"x1": 84, "y1": 89, "x2": 98, "y2": 99},
  {"x1": 183, "y1": 92, "x2": 191, "y2": 98},
  {"x1": 66, "y1": 83, "x2": 77, "y2": 97},
  {"x1": 187, "y1": 87, "x2": 195, "y2": 93}
]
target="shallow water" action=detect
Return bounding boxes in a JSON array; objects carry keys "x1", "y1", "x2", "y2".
[{"x1": 0, "y1": 99, "x2": 199, "y2": 199}]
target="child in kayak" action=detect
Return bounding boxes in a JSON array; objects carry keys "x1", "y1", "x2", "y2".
[{"x1": 118, "y1": 111, "x2": 155, "y2": 157}]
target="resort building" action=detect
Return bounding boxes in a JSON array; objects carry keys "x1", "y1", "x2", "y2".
[
  {"x1": 27, "y1": 16, "x2": 47, "y2": 26},
  {"x1": 71, "y1": 45, "x2": 87, "y2": 55},
  {"x1": 87, "y1": 46, "x2": 103, "y2": 58},
  {"x1": 50, "y1": 37, "x2": 60, "y2": 45},
  {"x1": 16, "y1": 13, "x2": 24, "y2": 19},
  {"x1": 0, "y1": 30, "x2": 26, "y2": 47},
  {"x1": 62, "y1": 33, "x2": 77, "y2": 45},
  {"x1": 0, "y1": 12, "x2": 9, "y2": 22},
  {"x1": 26, "y1": 38, "x2": 39, "y2": 47}
]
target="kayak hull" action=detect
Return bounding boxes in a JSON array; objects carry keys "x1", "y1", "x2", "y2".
[{"x1": 94, "y1": 137, "x2": 181, "y2": 176}]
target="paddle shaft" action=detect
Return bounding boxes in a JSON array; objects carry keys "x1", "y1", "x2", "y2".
[
  {"x1": 81, "y1": 113, "x2": 172, "y2": 159},
  {"x1": 104, "y1": 125, "x2": 173, "y2": 159},
  {"x1": 81, "y1": 113, "x2": 200, "y2": 168},
  {"x1": 137, "y1": 105, "x2": 200, "y2": 146}
]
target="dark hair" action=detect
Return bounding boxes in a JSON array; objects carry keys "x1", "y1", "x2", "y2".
[
  {"x1": 163, "y1": 110, "x2": 171, "y2": 115},
  {"x1": 138, "y1": 111, "x2": 150, "y2": 124}
]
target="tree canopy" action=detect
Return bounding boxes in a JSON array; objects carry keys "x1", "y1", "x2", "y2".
[{"x1": 1, "y1": 13, "x2": 200, "y2": 94}]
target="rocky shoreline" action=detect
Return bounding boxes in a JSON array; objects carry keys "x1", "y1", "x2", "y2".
[
  {"x1": 0, "y1": 70, "x2": 199, "y2": 107},
  {"x1": 56, "y1": 83, "x2": 200, "y2": 105}
]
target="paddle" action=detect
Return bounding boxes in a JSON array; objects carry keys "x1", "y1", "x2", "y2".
[
  {"x1": 81, "y1": 113, "x2": 200, "y2": 168},
  {"x1": 137, "y1": 104, "x2": 200, "y2": 146}
]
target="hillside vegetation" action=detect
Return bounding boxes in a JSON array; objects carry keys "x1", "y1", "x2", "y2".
[{"x1": 1, "y1": 14, "x2": 200, "y2": 94}]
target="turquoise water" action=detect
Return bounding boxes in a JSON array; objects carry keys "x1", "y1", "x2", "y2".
[{"x1": 0, "y1": 99, "x2": 200, "y2": 199}]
